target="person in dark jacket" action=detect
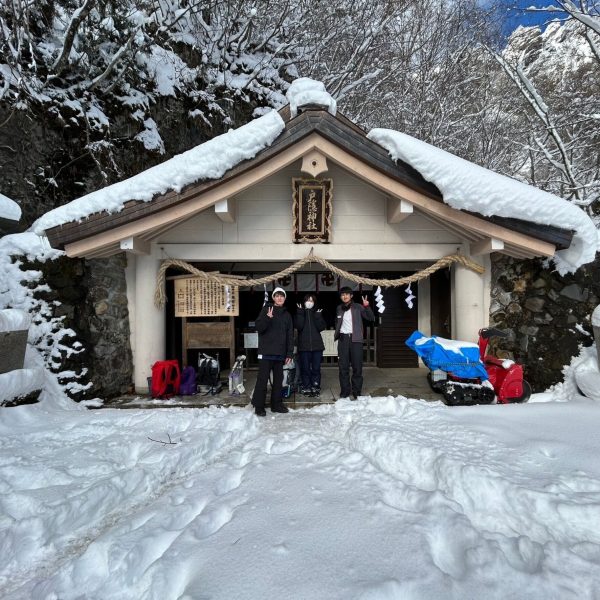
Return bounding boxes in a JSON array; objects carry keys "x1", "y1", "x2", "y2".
[
  {"x1": 251, "y1": 286, "x2": 294, "y2": 416},
  {"x1": 294, "y1": 293, "x2": 326, "y2": 397},
  {"x1": 334, "y1": 286, "x2": 375, "y2": 399}
]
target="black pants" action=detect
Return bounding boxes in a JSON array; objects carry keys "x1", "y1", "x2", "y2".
[
  {"x1": 299, "y1": 350, "x2": 323, "y2": 389},
  {"x1": 252, "y1": 358, "x2": 284, "y2": 410},
  {"x1": 337, "y1": 334, "x2": 363, "y2": 398}
]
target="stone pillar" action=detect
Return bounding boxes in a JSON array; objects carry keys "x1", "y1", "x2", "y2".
[
  {"x1": 453, "y1": 260, "x2": 486, "y2": 343},
  {"x1": 134, "y1": 255, "x2": 166, "y2": 393}
]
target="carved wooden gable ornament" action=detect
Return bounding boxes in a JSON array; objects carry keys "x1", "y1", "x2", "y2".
[{"x1": 292, "y1": 178, "x2": 333, "y2": 243}]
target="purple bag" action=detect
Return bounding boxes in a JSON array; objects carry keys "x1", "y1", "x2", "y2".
[{"x1": 179, "y1": 366, "x2": 197, "y2": 395}]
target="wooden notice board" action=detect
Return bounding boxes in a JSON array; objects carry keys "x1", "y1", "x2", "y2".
[
  {"x1": 174, "y1": 278, "x2": 239, "y2": 317},
  {"x1": 182, "y1": 319, "x2": 235, "y2": 368}
]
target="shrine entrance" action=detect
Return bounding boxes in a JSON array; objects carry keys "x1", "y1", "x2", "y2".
[{"x1": 164, "y1": 264, "x2": 420, "y2": 371}]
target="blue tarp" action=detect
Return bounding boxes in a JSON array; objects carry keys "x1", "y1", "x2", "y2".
[{"x1": 405, "y1": 330, "x2": 489, "y2": 380}]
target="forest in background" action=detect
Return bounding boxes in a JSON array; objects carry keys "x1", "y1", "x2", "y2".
[{"x1": 1, "y1": 0, "x2": 598, "y2": 225}]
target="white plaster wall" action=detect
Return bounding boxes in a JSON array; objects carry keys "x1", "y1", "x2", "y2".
[
  {"x1": 144, "y1": 161, "x2": 492, "y2": 370},
  {"x1": 155, "y1": 162, "x2": 461, "y2": 248}
]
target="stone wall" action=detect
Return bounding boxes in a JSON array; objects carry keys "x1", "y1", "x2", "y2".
[
  {"x1": 80, "y1": 255, "x2": 133, "y2": 398},
  {"x1": 490, "y1": 254, "x2": 599, "y2": 391},
  {"x1": 32, "y1": 253, "x2": 133, "y2": 400}
]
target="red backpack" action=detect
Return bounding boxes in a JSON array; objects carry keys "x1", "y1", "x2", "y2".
[{"x1": 151, "y1": 360, "x2": 181, "y2": 398}]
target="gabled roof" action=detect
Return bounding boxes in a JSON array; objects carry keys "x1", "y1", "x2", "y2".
[{"x1": 43, "y1": 106, "x2": 573, "y2": 255}]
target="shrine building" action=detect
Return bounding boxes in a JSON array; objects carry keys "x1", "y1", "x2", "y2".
[{"x1": 38, "y1": 81, "x2": 578, "y2": 393}]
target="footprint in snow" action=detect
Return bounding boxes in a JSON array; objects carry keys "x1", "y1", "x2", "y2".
[
  {"x1": 271, "y1": 542, "x2": 289, "y2": 554},
  {"x1": 538, "y1": 447, "x2": 555, "y2": 458},
  {"x1": 214, "y1": 468, "x2": 245, "y2": 496}
]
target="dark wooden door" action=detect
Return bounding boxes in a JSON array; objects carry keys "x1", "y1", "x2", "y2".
[
  {"x1": 376, "y1": 286, "x2": 418, "y2": 367},
  {"x1": 430, "y1": 268, "x2": 451, "y2": 338}
]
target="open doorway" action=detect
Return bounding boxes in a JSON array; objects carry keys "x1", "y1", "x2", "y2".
[
  {"x1": 165, "y1": 266, "x2": 428, "y2": 371},
  {"x1": 430, "y1": 267, "x2": 451, "y2": 338}
]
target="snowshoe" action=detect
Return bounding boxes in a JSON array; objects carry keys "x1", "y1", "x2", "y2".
[{"x1": 228, "y1": 355, "x2": 246, "y2": 395}]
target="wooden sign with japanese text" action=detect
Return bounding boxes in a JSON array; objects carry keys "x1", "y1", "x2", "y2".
[
  {"x1": 292, "y1": 178, "x2": 333, "y2": 243},
  {"x1": 174, "y1": 278, "x2": 239, "y2": 317}
]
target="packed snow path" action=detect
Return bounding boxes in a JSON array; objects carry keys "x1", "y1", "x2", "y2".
[{"x1": 1, "y1": 397, "x2": 600, "y2": 599}]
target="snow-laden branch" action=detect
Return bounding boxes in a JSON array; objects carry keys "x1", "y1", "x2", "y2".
[
  {"x1": 489, "y1": 48, "x2": 585, "y2": 205},
  {"x1": 52, "y1": 0, "x2": 94, "y2": 74},
  {"x1": 87, "y1": 27, "x2": 141, "y2": 91}
]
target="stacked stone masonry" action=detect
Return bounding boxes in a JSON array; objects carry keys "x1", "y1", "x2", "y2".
[{"x1": 490, "y1": 254, "x2": 599, "y2": 391}]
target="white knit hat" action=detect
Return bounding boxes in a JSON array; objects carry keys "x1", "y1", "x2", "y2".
[{"x1": 272, "y1": 287, "x2": 287, "y2": 299}]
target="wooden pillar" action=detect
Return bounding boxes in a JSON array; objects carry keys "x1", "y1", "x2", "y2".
[
  {"x1": 453, "y1": 259, "x2": 486, "y2": 343},
  {"x1": 134, "y1": 255, "x2": 166, "y2": 393}
]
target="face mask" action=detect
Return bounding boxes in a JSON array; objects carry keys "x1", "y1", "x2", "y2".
[{"x1": 305, "y1": 301, "x2": 314, "y2": 309}]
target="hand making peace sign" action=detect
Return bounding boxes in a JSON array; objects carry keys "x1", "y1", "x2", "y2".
[
  {"x1": 267, "y1": 306, "x2": 274, "y2": 318},
  {"x1": 362, "y1": 295, "x2": 369, "y2": 307}
]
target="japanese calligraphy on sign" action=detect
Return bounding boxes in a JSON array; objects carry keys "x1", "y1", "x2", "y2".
[
  {"x1": 174, "y1": 278, "x2": 239, "y2": 317},
  {"x1": 292, "y1": 178, "x2": 333, "y2": 243}
]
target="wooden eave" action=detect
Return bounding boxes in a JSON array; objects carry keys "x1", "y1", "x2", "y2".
[{"x1": 45, "y1": 107, "x2": 573, "y2": 255}]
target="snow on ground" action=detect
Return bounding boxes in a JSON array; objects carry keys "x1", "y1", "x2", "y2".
[{"x1": 2, "y1": 366, "x2": 600, "y2": 599}]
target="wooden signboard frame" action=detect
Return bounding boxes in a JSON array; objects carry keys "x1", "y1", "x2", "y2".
[
  {"x1": 292, "y1": 178, "x2": 333, "y2": 243},
  {"x1": 182, "y1": 318, "x2": 235, "y2": 369}
]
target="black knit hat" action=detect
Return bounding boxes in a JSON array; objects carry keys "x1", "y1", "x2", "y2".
[{"x1": 339, "y1": 286, "x2": 353, "y2": 295}]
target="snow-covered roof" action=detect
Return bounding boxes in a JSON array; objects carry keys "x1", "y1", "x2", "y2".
[
  {"x1": 31, "y1": 110, "x2": 285, "y2": 235},
  {"x1": 368, "y1": 129, "x2": 597, "y2": 275},
  {"x1": 0, "y1": 193, "x2": 22, "y2": 222},
  {"x1": 31, "y1": 77, "x2": 597, "y2": 273},
  {"x1": 286, "y1": 78, "x2": 337, "y2": 118}
]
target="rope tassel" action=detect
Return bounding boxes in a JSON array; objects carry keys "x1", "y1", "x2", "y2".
[{"x1": 154, "y1": 252, "x2": 484, "y2": 309}]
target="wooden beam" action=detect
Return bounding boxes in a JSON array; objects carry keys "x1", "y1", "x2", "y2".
[
  {"x1": 155, "y1": 243, "x2": 462, "y2": 262},
  {"x1": 470, "y1": 237, "x2": 505, "y2": 256},
  {"x1": 215, "y1": 198, "x2": 236, "y2": 222},
  {"x1": 387, "y1": 197, "x2": 414, "y2": 223},
  {"x1": 119, "y1": 236, "x2": 151, "y2": 255}
]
